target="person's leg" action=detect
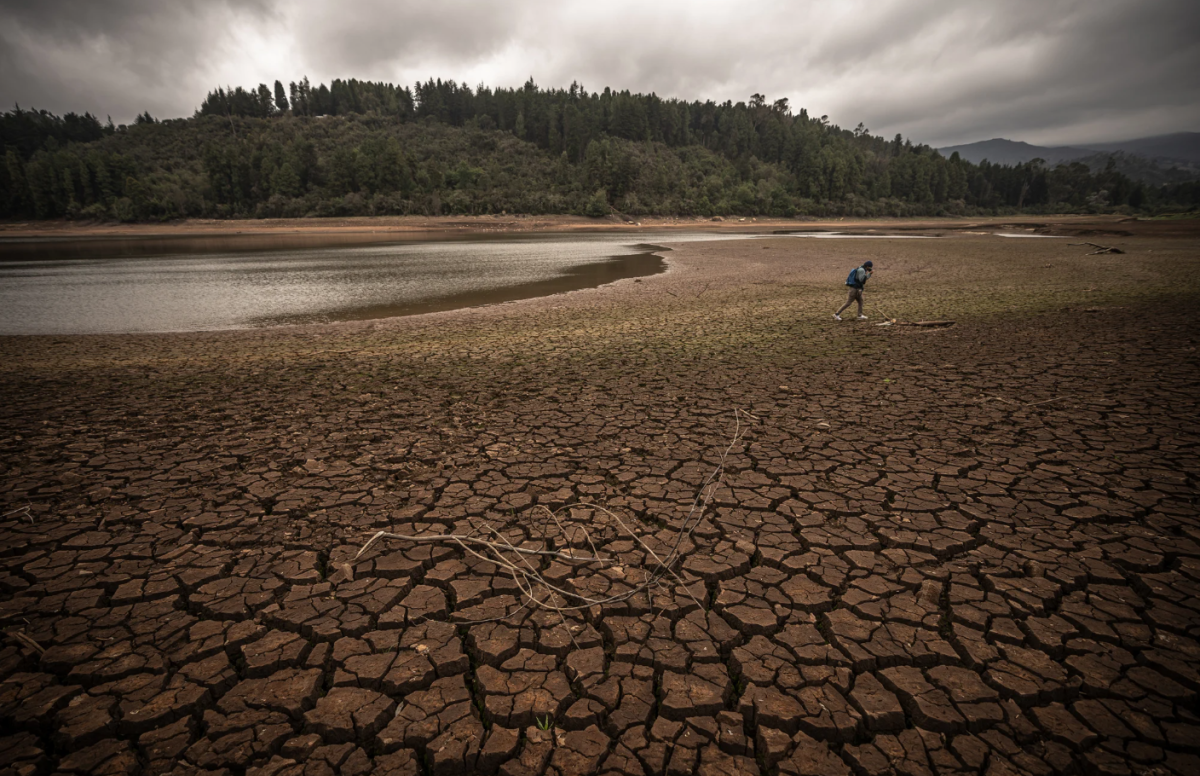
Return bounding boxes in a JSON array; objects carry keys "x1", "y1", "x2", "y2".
[
  {"x1": 855, "y1": 289, "x2": 865, "y2": 317},
  {"x1": 835, "y1": 289, "x2": 856, "y2": 317}
]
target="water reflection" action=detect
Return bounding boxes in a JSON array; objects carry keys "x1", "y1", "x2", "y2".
[
  {"x1": 775, "y1": 232, "x2": 938, "y2": 239},
  {"x1": 0, "y1": 230, "x2": 523, "y2": 262},
  {"x1": 0, "y1": 233, "x2": 696, "y2": 335}
]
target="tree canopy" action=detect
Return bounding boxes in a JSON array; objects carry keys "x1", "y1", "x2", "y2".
[{"x1": 2, "y1": 78, "x2": 1195, "y2": 222}]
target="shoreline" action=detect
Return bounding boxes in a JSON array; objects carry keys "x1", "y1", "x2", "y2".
[
  {"x1": 0, "y1": 234, "x2": 677, "y2": 337},
  {"x1": 0, "y1": 212, "x2": 1177, "y2": 242},
  {"x1": 1, "y1": 216, "x2": 1193, "y2": 353},
  {"x1": 0, "y1": 214, "x2": 1195, "y2": 345}
]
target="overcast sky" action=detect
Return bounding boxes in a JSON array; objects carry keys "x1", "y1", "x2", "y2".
[{"x1": 1, "y1": 0, "x2": 1197, "y2": 148}]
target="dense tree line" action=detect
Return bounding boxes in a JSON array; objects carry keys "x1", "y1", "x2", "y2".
[
  {"x1": 2, "y1": 79, "x2": 1197, "y2": 222},
  {"x1": 1, "y1": 107, "x2": 112, "y2": 159},
  {"x1": 198, "y1": 78, "x2": 416, "y2": 121}
]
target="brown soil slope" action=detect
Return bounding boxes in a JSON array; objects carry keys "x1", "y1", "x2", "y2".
[{"x1": 1, "y1": 222, "x2": 1198, "y2": 775}]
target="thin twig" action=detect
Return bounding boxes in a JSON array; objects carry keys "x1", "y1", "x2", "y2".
[
  {"x1": 355, "y1": 409, "x2": 754, "y2": 625},
  {"x1": 355, "y1": 532, "x2": 608, "y2": 564},
  {"x1": 5, "y1": 630, "x2": 45, "y2": 656},
  {"x1": 1068, "y1": 242, "x2": 1123, "y2": 255},
  {"x1": 2, "y1": 504, "x2": 33, "y2": 523},
  {"x1": 1025, "y1": 395, "x2": 1075, "y2": 407}
]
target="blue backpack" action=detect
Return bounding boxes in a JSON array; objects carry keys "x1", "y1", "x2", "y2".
[{"x1": 846, "y1": 267, "x2": 862, "y2": 288}]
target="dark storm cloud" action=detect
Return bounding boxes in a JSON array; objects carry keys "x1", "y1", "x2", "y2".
[
  {"x1": 0, "y1": 0, "x2": 275, "y2": 120},
  {"x1": 0, "y1": 0, "x2": 266, "y2": 39},
  {"x1": 1, "y1": 0, "x2": 1196, "y2": 145},
  {"x1": 291, "y1": 0, "x2": 534, "y2": 73},
  {"x1": 842, "y1": 0, "x2": 1200, "y2": 144}
]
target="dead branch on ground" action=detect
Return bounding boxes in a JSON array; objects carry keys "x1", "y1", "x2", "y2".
[
  {"x1": 356, "y1": 409, "x2": 755, "y2": 624},
  {"x1": 1, "y1": 505, "x2": 32, "y2": 524},
  {"x1": 5, "y1": 630, "x2": 45, "y2": 656},
  {"x1": 876, "y1": 319, "x2": 955, "y2": 328},
  {"x1": 1068, "y1": 242, "x2": 1124, "y2": 255}
]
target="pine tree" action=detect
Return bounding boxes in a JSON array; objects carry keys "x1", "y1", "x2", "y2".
[
  {"x1": 274, "y1": 81, "x2": 289, "y2": 113},
  {"x1": 256, "y1": 84, "x2": 273, "y2": 116},
  {"x1": 584, "y1": 188, "x2": 608, "y2": 217},
  {"x1": 3, "y1": 148, "x2": 28, "y2": 215},
  {"x1": 272, "y1": 161, "x2": 301, "y2": 197}
]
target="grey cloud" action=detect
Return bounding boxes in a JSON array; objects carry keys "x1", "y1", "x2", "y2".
[
  {"x1": 0, "y1": 0, "x2": 260, "y2": 38},
  {"x1": 806, "y1": 0, "x2": 956, "y2": 70},
  {"x1": 0, "y1": 0, "x2": 1196, "y2": 145},
  {"x1": 799, "y1": 0, "x2": 1200, "y2": 144},
  {"x1": 0, "y1": 0, "x2": 277, "y2": 120},
  {"x1": 293, "y1": 0, "x2": 537, "y2": 74}
]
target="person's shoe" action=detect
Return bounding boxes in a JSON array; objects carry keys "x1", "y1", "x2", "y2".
[
  {"x1": 833, "y1": 314, "x2": 842, "y2": 321},
  {"x1": 857, "y1": 315, "x2": 868, "y2": 320}
]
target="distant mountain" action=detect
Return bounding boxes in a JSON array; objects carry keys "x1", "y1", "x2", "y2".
[
  {"x1": 1083, "y1": 132, "x2": 1200, "y2": 165},
  {"x1": 938, "y1": 138, "x2": 1093, "y2": 166},
  {"x1": 938, "y1": 133, "x2": 1200, "y2": 184},
  {"x1": 1069, "y1": 151, "x2": 1200, "y2": 187}
]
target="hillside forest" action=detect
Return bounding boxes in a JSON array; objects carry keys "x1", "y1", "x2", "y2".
[{"x1": 2, "y1": 77, "x2": 1198, "y2": 222}]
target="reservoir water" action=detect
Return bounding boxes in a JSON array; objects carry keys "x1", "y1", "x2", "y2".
[{"x1": 0, "y1": 232, "x2": 718, "y2": 336}]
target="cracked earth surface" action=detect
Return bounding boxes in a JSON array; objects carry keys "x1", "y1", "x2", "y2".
[{"x1": 1, "y1": 223, "x2": 1198, "y2": 776}]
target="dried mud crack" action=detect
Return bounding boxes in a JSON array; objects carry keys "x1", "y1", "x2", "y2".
[{"x1": 1, "y1": 223, "x2": 1198, "y2": 776}]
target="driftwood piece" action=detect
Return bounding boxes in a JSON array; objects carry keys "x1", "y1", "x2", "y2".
[
  {"x1": 878, "y1": 321, "x2": 950, "y2": 328},
  {"x1": 877, "y1": 319, "x2": 955, "y2": 328},
  {"x1": 354, "y1": 410, "x2": 754, "y2": 624},
  {"x1": 1068, "y1": 242, "x2": 1124, "y2": 255},
  {"x1": 5, "y1": 630, "x2": 46, "y2": 656}
]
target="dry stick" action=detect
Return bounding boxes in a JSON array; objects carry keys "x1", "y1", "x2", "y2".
[
  {"x1": 472, "y1": 523, "x2": 616, "y2": 615},
  {"x1": 874, "y1": 305, "x2": 900, "y2": 324},
  {"x1": 448, "y1": 537, "x2": 542, "y2": 624},
  {"x1": 445, "y1": 526, "x2": 541, "y2": 625},
  {"x1": 656, "y1": 409, "x2": 753, "y2": 572},
  {"x1": 590, "y1": 503, "x2": 705, "y2": 612},
  {"x1": 1025, "y1": 395, "x2": 1076, "y2": 407},
  {"x1": 5, "y1": 630, "x2": 45, "y2": 656},
  {"x1": 538, "y1": 505, "x2": 604, "y2": 568},
  {"x1": 1068, "y1": 242, "x2": 1124, "y2": 255},
  {"x1": 356, "y1": 409, "x2": 753, "y2": 622},
  {"x1": 2, "y1": 504, "x2": 33, "y2": 524},
  {"x1": 355, "y1": 532, "x2": 607, "y2": 564},
  {"x1": 584, "y1": 408, "x2": 754, "y2": 613}
]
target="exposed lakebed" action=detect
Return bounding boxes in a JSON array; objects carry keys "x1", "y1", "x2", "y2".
[{"x1": 0, "y1": 232, "x2": 730, "y2": 335}]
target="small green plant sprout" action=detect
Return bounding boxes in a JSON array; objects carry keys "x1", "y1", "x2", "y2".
[{"x1": 535, "y1": 714, "x2": 553, "y2": 731}]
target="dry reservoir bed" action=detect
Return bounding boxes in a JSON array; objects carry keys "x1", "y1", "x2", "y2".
[{"x1": 0, "y1": 221, "x2": 1198, "y2": 776}]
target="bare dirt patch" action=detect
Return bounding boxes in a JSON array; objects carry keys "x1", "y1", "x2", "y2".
[{"x1": 1, "y1": 219, "x2": 1198, "y2": 775}]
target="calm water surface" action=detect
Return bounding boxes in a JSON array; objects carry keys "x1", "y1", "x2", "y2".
[{"x1": 0, "y1": 232, "x2": 724, "y2": 335}]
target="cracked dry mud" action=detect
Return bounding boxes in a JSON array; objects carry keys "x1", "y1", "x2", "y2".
[{"x1": 1, "y1": 221, "x2": 1198, "y2": 776}]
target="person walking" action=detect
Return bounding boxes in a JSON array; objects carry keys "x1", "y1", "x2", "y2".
[{"x1": 834, "y1": 260, "x2": 873, "y2": 321}]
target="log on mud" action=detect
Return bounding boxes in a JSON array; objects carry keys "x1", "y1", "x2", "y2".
[
  {"x1": 1068, "y1": 242, "x2": 1125, "y2": 255},
  {"x1": 878, "y1": 319, "x2": 956, "y2": 328}
]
